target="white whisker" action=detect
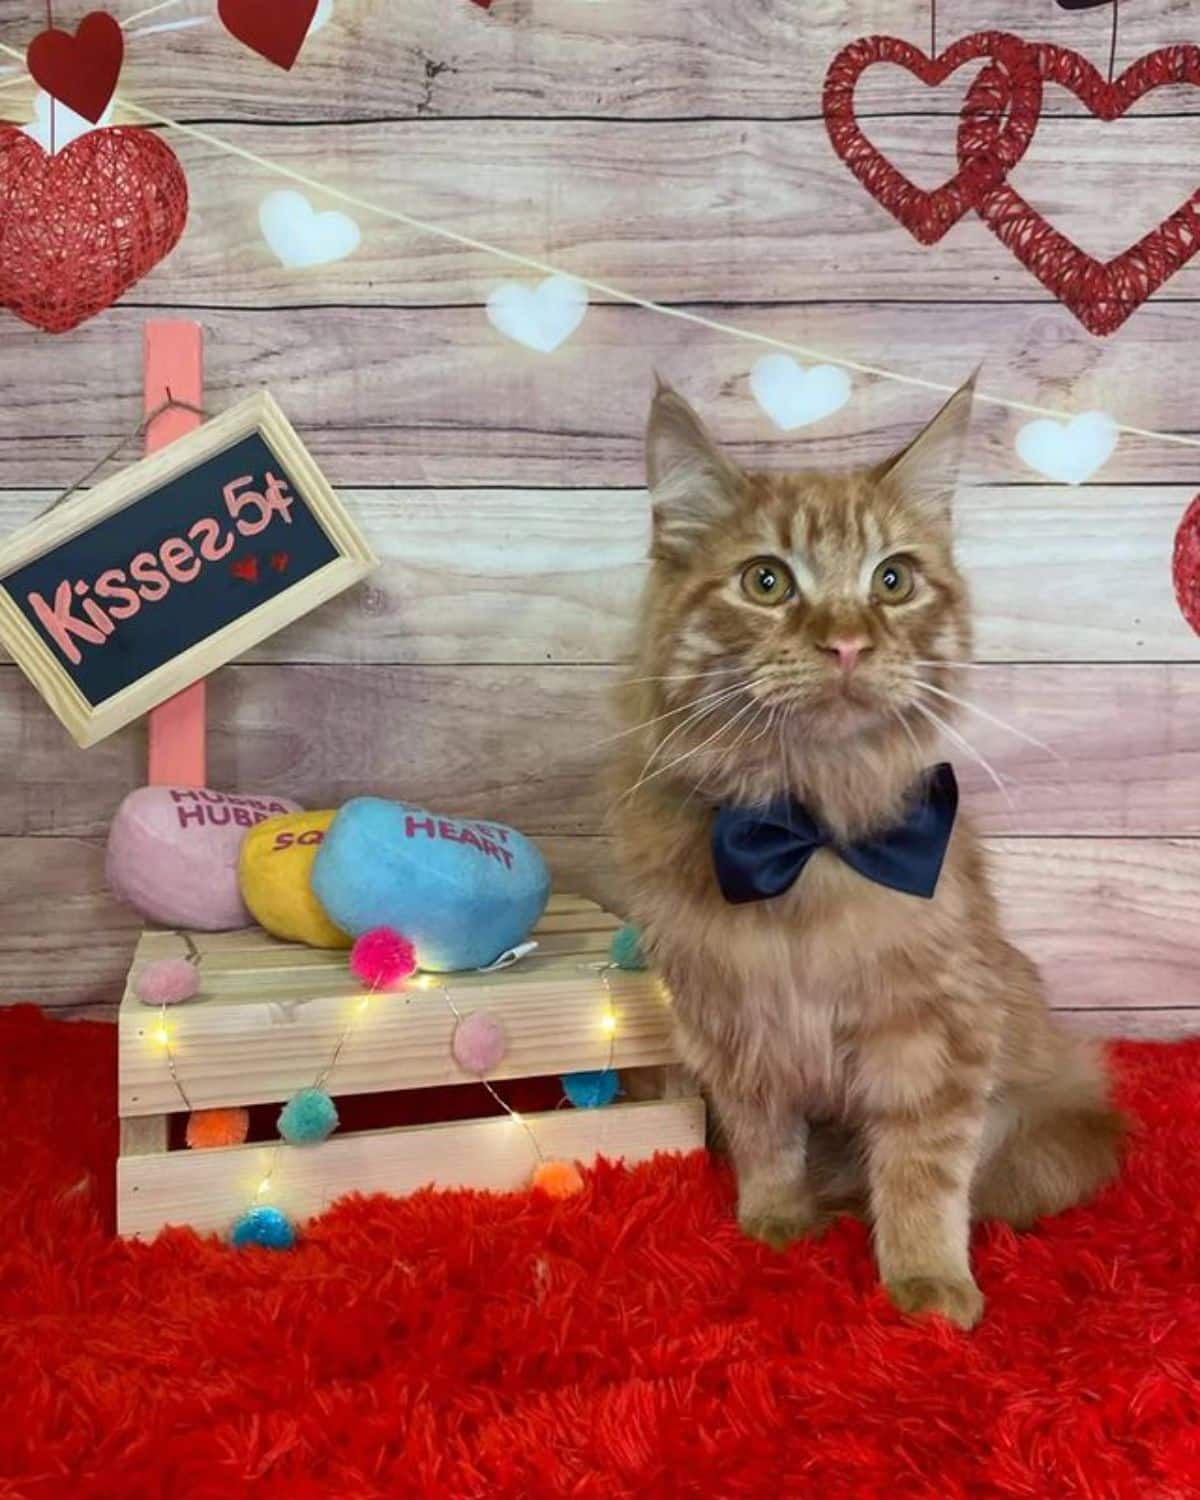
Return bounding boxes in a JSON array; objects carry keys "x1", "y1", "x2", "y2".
[
  {"x1": 596, "y1": 678, "x2": 752, "y2": 747},
  {"x1": 913, "y1": 659, "x2": 991, "y2": 670},
  {"x1": 632, "y1": 683, "x2": 750, "y2": 786},
  {"x1": 910, "y1": 699, "x2": 1014, "y2": 810},
  {"x1": 620, "y1": 697, "x2": 761, "y2": 804},
  {"x1": 618, "y1": 666, "x2": 747, "y2": 686},
  {"x1": 891, "y1": 705, "x2": 925, "y2": 763},
  {"x1": 914, "y1": 680, "x2": 1064, "y2": 763}
]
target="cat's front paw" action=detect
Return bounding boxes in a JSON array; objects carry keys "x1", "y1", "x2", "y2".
[
  {"x1": 885, "y1": 1274, "x2": 984, "y2": 1330},
  {"x1": 738, "y1": 1201, "x2": 829, "y2": 1252}
]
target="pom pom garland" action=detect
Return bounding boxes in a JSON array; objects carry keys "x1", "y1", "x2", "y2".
[
  {"x1": 610, "y1": 924, "x2": 648, "y2": 972},
  {"x1": 562, "y1": 1070, "x2": 620, "y2": 1110},
  {"x1": 533, "y1": 1160, "x2": 585, "y2": 1199},
  {"x1": 186, "y1": 1107, "x2": 250, "y2": 1150},
  {"x1": 135, "y1": 957, "x2": 199, "y2": 1007},
  {"x1": 451, "y1": 1012, "x2": 507, "y2": 1075},
  {"x1": 349, "y1": 927, "x2": 417, "y2": 990},
  {"x1": 278, "y1": 1087, "x2": 339, "y2": 1145},
  {"x1": 231, "y1": 1204, "x2": 296, "y2": 1250}
]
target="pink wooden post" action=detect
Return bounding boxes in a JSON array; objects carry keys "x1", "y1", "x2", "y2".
[{"x1": 144, "y1": 321, "x2": 206, "y2": 787}]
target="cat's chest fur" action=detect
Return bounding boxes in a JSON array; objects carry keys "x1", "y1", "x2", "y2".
[{"x1": 637, "y1": 834, "x2": 970, "y2": 1119}]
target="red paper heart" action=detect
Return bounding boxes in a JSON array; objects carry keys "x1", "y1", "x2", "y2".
[
  {"x1": 1172, "y1": 494, "x2": 1200, "y2": 636},
  {"x1": 231, "y1": 557, "x2": 259, "y2": 583},
  {"x1": 961, "y1": 44, "x2": 1200, "y2": 336},
  {"x1": 26, "y1": 11, "x2": 123, "y2": 124},
  {"x1": 0, "y1": 126, "x2": 188, "y2": 334},
  {"x1": 823, "y1": 32, "x2": 1043, "y2": 246},
  {"x1": 217, "y1": 0, "x2": 318, "y2": 70}
]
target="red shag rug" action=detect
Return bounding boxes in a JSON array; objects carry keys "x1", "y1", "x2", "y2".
[{"x1": 3, "y1": 1005, "x2": 1200, "y2": 1498}]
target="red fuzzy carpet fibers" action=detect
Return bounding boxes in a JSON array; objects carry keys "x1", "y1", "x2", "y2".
[{"x1": 3, "y1": 1005, "x2": 1200, "y2": 1498}]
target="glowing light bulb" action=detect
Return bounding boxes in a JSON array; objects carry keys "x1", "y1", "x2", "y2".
[
  {"x1": 256, "y1": 1175, "x2": 273, "y2": 1199},
  {"x1": 510, "y1": 1111, "x2": 523, "y2": 1126},
  {"x1": 152, "y1": 1025, "x2": 170, "y2": 1048},
  {"x1": 600, "y1": 1010, "x2": 618, "y2": 1037},
  {"x1": 357, "y1": 997, "x2": 370, "y2": 1015}
]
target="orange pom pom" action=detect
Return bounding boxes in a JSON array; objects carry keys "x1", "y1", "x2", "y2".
[
  {"x1": 186, "y1": 1107, "x2": 250, "y2": 1150},
  {"x1": 532, "y1": 1159, "x2": 584, "y2": 1199}
]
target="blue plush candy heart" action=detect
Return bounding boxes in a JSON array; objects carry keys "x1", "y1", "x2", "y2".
[{"x1": 311, "y1": 798, "x2": 551, "y2": 972}]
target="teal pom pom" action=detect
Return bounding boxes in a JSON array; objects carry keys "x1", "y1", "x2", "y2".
[
  {"x1": 231, "y1": 1205, "x2": 296, "y2": 1250},
  {"x1": 562, "y1": 1069, "x2": 620, "y2": 1109},
  {"x1": 278, "y1": 1086, "x2": 338, "y2": 1145},
  {"x1": 610, "y1": 923, "x2": 648, "y2": 971}
]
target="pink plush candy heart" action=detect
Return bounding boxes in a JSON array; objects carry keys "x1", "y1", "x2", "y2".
[
  {"x1": 107, "y1": 786, "x2": 302, "y2": 931},
  {"x1": 135, "y1": 957, "x2": 198, "y2": 1006},
  {"x1": 451, "y1": 1011, "x2": 507, "y2": 1075}
]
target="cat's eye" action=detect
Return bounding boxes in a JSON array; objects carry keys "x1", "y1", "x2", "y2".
[
  {"x1": 871, "y1": 555, "x2": 917, "y2": 605},
  {"x1": 740, "y1": 557, "x2": 796, "y2": 607}
]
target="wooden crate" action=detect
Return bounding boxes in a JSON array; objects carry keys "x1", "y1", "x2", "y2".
[{"x1": 117, "y1": 895, "x2": 705, "y2": 1238}]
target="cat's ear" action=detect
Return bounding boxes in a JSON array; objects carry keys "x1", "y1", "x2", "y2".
[
  {"x1": 646, "y1": 378, "x2": 743, "y2": 559},
  {"x1": 873, "y1": 369, "x2": 977, "y2": 526}
]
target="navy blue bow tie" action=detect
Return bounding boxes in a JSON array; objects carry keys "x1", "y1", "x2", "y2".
[{"x1": 712, "y1": 763, "x2": 958, "y2": 905}]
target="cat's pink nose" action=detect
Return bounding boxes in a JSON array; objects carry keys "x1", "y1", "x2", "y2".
[{"x1": 821, "y1": 636, "x2": 872, "y2": 674}]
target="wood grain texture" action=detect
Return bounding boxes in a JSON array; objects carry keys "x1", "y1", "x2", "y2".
[
  {"x1": 7, "y1": 114, "x2": 1187, "y2": 307},
  {"x1": 1, "y1": 306, "x2": 1197, "y2": 489},
  {"x1": 7, "y1": 484, "x2": 1191, "y2": 666},
  {"x1": 117, "y1": 1096, "x2": 708, "y2": 1238},
  {"x1": 0, "y1": 0, "x2": 1192, "y2": 121},
  {"x1": 8, "y1": 834, "x2": 1200, "y2": 1023},
  {"x1": 3, "y1": 661, "x2": 1200, "y2": 838}
]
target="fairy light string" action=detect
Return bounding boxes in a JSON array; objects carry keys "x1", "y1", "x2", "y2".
[
  {"x1": 1, "y1": 34, "x2": 1200, "y2": 451},
  {"x1": 148, "y1": 943, "x2": 626, "y2": 1220}
]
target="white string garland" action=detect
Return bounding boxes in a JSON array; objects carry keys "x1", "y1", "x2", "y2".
[{"x1": 1, "y1": 30, "x2": 1200, "y2": 452}]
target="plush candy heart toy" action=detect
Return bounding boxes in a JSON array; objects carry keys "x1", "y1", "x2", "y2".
[{"x1": 0, "y1": 125, "x2": 188, "y2": 333}]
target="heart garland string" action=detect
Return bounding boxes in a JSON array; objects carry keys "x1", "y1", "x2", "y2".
[{"x1": 824, "y1": 30, "x2": 1200, "y2": 335}]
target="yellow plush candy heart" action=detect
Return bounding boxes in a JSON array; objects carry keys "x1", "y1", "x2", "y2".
[{"x1": 238, "y1": 809, "x2": 350, "y2": 949}]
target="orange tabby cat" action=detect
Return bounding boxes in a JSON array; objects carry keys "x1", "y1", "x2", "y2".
[{"x1": 610, "y1": 375, "x2": 1122, "y2": 1329}]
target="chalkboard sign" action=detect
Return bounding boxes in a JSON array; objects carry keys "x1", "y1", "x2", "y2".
[{"x1": 0, "y1": 391, "x2": 376, "y2": 747}]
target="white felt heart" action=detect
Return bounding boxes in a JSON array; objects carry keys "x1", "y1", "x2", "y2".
[
  {"x1": 259, "y1": 189, "x2": 361, "y2": 269},
  {"x1": 22, "y1": 89, "x2": 113, "y2": 154},
  {"x1": 1015, "y1": 411, "x2": 1118, "y2": 486},
  {"x1": 750, "y1": 354, "x2": 852, "y2": 430},
  {"x1": 486, "y1": 275, "x2": 588, "y2": 353}
]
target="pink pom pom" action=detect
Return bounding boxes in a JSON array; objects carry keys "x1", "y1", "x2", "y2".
[
  {"x1": 349, "y1": 927, "x2": 417, "y2": 989},
  {"x1": 135, "y1": 958, "x2": 199, "y2": 1007},
  {"x1": 451, "y1": 1011, "x2": 507, "y2": 1075}
]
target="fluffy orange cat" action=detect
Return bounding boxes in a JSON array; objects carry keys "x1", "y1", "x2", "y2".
[{"x1": 610, "y1": 375, "x2": 1122, "y2": 1329}]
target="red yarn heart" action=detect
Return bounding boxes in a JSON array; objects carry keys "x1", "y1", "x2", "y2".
[
  {"x1": 0, "y1": 126, "x2": 188, "y2": 334},
  {"x1": 26, "y1": 11, "x2": 123, "y2": 124},
  {"x1": 217, "y1": 0, "x2": 318, "y2": 71},
  {"x1": 1172, "y1": 494, "x2": 1200, "y2": 636},
  {"x1": 961, "y1": 44, "x2": 1200, "y2": 336},
  {"x1": 823, "y1": 32, "x2": 1043, "y2": 246},
  {"x1": 231, "y1": 557, "x2": 259, "y2": 583}
]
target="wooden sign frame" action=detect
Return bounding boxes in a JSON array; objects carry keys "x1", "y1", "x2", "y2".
[{"x1": 0, "y1": 391, "x2": 376, "y2": 749}]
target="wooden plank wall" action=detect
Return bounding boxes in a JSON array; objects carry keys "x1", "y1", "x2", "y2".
[{"x1": 1, "y1": 0, "x2": 1199, "y2": 1030}]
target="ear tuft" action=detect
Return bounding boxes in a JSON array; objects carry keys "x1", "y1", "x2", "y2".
[
  {"x1": 874, "y1": 369, "x2": 977, "y2": 526},
  {"x1": 646, "y1": 384, "x2": 742, "y2": 559}
]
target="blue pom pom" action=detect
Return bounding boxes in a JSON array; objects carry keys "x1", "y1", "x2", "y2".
[
  {"x1": 278, "y1": 1086, "x2": 339, "y2": 1145},
  {"x1": 231, "y1": 1204, "x2": 296, "y2": 1251},
  {"x1": 610, "y1": 923, "x2": 648, "y2": 971},
  {"x1": 562, "y1": 1069, "x2": 620, "y2": 1109}
]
